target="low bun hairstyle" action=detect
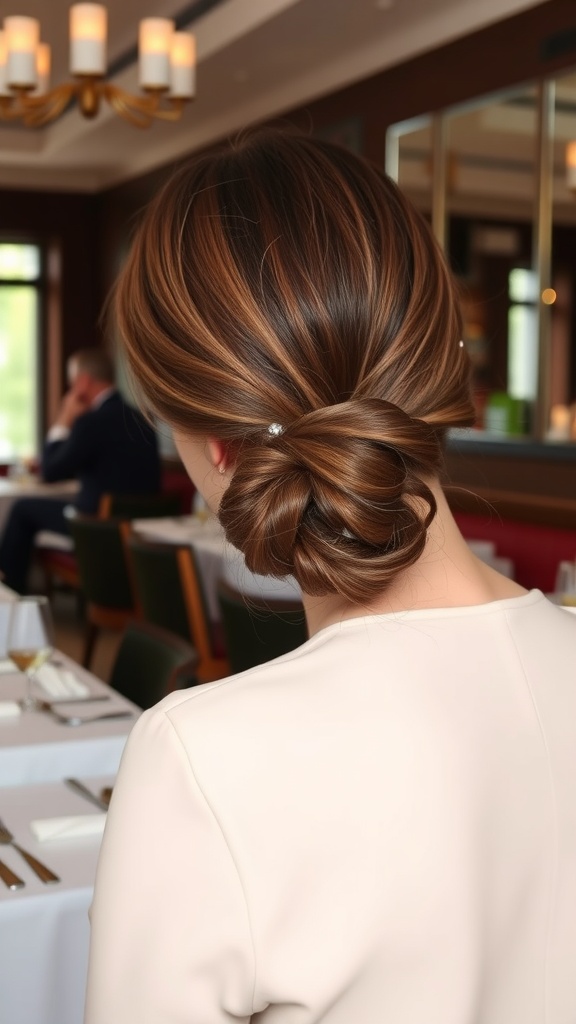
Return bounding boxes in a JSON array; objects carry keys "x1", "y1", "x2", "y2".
[{"x1": 115, "y1": 128, "x2": 475, "y2": 603}]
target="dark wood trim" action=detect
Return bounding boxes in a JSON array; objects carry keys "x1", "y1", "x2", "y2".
[{"x1": 445, "y1": 485, "x2": 576, "y2": 529}]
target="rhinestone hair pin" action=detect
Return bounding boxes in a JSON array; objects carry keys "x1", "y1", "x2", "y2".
[{"x1": 267, "y1": 422, "x2": 284, "y2": 437}]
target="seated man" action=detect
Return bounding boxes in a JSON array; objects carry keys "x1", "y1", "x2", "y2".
[{"x1": 0, "y1": 347, "x2": 161, "y2": 593}]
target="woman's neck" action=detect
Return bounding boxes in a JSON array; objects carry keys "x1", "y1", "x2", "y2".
[{"x1": 302, "y1": 481, "x2": 527, "y2": 637}]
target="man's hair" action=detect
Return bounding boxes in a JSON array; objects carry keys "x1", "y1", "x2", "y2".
[{"x1": 70, "y1": 348, "x2": 115, "y2": 383}]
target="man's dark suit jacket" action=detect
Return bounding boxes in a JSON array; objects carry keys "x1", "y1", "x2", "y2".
[{"x1": 41, "y1": 391, "x2": 161, "y2": 514}]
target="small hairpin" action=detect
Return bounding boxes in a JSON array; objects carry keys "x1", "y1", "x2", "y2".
[{"x1": 267, "y1": 422, "x2": 284, "y2": 437}]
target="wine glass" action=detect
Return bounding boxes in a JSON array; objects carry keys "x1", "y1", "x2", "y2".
[
  {"x1": 7, "y1": 596, "x2": 55, "y2": 711},
  {"x1": 555, "y1": 560, "x2": 576, "y2": 607}
]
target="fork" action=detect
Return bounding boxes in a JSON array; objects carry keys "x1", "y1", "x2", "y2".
[
  {"x1": 38, "y1": 695, "x2": 110, "y2": 713},
  {"x1": 51, "y1": 708, "x2": 135, "y2": 727},
  {"x1": 0, "y1": 819, "x2": 60, "y2": 884}
]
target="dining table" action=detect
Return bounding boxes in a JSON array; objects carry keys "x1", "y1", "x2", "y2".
[
  {"x1": 0, "y1": 650, "x2": 140, "y2": 787},
  {"x1": 0, "y1": 772, "x2": 115, "y2": 1024},
  {"x1": 0, "y1": 476, "x2": 79, "y2": 535},
  {"x1": 0, "y1": 626, "x2": 140, "y2": 1024}
]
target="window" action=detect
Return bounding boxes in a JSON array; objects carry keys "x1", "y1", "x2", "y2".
[
  {"x1": 508, "y1": 268, "x2": 538, "y2": 401},
  {"x1": 0, "y1": 242, "x2": 42, "y2": 461}
]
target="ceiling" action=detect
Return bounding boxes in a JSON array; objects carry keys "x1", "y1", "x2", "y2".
[{"x1": 0, "y1": 0, "x2": 544, "y2": 193}]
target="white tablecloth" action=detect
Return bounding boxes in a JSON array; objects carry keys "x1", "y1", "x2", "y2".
[
  {"x1": 0, "y1": 583, "x2": 17, "y2": 656},
  {"x1": 0, "y1": 477, "x2": 79, "y2": 535},
  {"x1": 0, "y1": 653, "x2": 139, "y2": 787},
  {"x1": 132, "y1": 515, "x2": 301, "y2": 618},
  {"x1": 0, "y1": 774, "x2": 114, "y2": 1024}
]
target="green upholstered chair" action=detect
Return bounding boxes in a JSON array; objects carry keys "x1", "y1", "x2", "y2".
[
  {"x1": 216, "y1": 580, "x2": 308, "y2": 674},
  {"x1": 38, "y1": 491, "x2": 182, "y2": 600},
  {"x1": 68, "y1": 516, "x2": 137, "y2": 668},
  {"x1": 126, "y1": 532, "x2": 229, "y2": 684},
  {"x1": 108, "y1": 620, "x2": 198, "y2": 709},
  {"x1": 97, "y1": 492, "x2": 183, "y2": 519}
]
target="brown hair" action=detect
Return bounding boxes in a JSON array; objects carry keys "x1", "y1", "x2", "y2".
[{"x1": 115, "y1": 128, "x2": 474, "y2": 602}]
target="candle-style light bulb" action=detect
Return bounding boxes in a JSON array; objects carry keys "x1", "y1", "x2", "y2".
[
  {"x1": 34, "y1": 42, "x2": 51, "y2": 96},
  {"x1": 0, "y1": 30, "x2": 10, "y2": 96},
  {"x1": 5, "y1": 16, "x2": 39, "y2": 89},
  {"x1": 139, "y1": 18, "x2": 174, "y2": 90},
  {"x1": 70, "y1": 3, "x2": 107, "y2": 76},
  {"x1": 170, "y1": 32, "x2": 195, "y2": 99}
]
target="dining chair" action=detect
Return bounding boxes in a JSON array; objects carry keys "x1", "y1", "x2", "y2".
[
  {"x1": 126, "y1": 532, "x2": 230, "y2": 684},
  {"x1": 108, "y1": 620, "x2": 199, "y2": 709},
  {"x1": 97, "y1": 491, "x2": 183, "y2": 519},
  {"x1": 36, "y1": 540, "x2": 82, "y2": 595},
  {"x1": 68, "y1": 516, "x2": 139, "y2": 669},
  {"x1": 216, "y1": 580, "x2": 308, "y2": 674},
  {"x1": 37, "y1": 491, "x2": 182, "y2": 598}
]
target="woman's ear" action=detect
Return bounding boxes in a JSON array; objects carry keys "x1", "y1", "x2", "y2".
[{"x1": 207, "y1": 438, "x2": 228, "y2": 476}]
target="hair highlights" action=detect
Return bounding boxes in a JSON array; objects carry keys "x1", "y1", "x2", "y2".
[{"x1": 115, "y1": 129, "x2": 475, "y2": 601}]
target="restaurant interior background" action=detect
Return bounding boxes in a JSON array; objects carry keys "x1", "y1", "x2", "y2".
[{"x1": 1, "y1": 0, "x2": 576, "y2": 532}]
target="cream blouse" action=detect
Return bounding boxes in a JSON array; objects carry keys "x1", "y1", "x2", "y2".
[{"x1": 85, "y1": 591, "x2": 576, "y2": 1023}]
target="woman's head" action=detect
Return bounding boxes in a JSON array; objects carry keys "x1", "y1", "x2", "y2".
[{"x1": 116, "y1": 128, "x2": 474, "y2": 602}]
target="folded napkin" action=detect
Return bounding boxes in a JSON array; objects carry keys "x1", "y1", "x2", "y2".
[
  {"x1": 34, "y1": 664, "x2": 89, "y2": 698},
  {"x1": 0, "y1": 659, "x2": 15, "y2": 675},
  {"x1": 30, "y1": 813, "x2": 106, "y2": 843},
  {"x1": 0, "y1": 700, "x2": 21, "y2": 718}
]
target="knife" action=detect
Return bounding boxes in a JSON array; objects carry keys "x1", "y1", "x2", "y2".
[{"x1": 64, "y1": 777, "x2": 111, "y2": 811}]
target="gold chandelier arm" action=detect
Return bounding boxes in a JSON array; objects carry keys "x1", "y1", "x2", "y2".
[
  {"x1": 19, "y1": 84, "x2": 77, "y2": 127},
  {"x1": 147, "y1": 96, "x2": 187, "y2": 123},
  {"x1": 1, "y1": 83, "x2": 188, "y2": 129},
  {"x1": 103, "y1": 84, "x2": 187, "y2": 126},
  {"x1": 102, "y1": 84, "x2": 156, "y2": 128},
  {"x1": 0, "y1": 96, "x2": 24, "y2": 121}
]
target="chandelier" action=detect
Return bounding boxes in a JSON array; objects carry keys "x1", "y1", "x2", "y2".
[{"x1": 0, "y1": 4, "x2": 196, "y2": 128}]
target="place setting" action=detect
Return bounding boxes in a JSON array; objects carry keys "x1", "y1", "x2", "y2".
[
  {"x1": 0, "y1": 773, "x2": 115, "y2": 895},
  {"x1": 0, "y1": 595, "x2": 138, "y2": 728}
]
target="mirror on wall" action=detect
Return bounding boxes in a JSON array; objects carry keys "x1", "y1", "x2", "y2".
[
  {"x1": 385, "y1": 115, "x2": 432, "y2": 220},
  {"x1": 550, "y1": 70, "x2": 576, "y2": 441},
  {"x1": 387, "y1": 75, "x2": 576, "y2": 445},
  {"x1": 445, "y1": 85, "x2": 538, "y2": 438}
]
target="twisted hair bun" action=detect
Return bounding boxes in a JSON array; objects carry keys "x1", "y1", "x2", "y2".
[
  {"x1": 116, "y1": 128, "x2": 476, "y2": 604},
  {"x1": 220, "y1": 400, "x2": 441, "y2": 601}
]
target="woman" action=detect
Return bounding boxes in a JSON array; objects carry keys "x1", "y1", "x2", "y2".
[{"x1": 85, "y1": 130, "x2": 576, "y2": 1023}]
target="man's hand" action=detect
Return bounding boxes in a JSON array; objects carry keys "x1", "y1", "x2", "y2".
[{"x1": 54, "y1": 390, "x2": 89, "y2": 429}]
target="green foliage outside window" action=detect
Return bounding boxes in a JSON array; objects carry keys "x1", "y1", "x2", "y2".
[{"x1": 0, "y1": 244, "x2": 40, "y2": 461}]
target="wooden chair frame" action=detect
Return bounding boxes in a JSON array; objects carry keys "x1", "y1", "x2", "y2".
[
  {"x1": 67, "y1": 516, "x2": 140, "y2": 668},
  {"x1": 123, "y1": 526, "x2": 229, "y2": 685},
  {"x1": 176, "y1": 546, "x2": 230, "y2": 683}
]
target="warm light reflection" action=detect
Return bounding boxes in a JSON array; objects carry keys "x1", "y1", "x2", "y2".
[
  {"x1": 542, "y1": 288, "x2": 557, "y2": 305},
  {"x1": 566, "y1": 141, "x2": 576, "y2": 192}
]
